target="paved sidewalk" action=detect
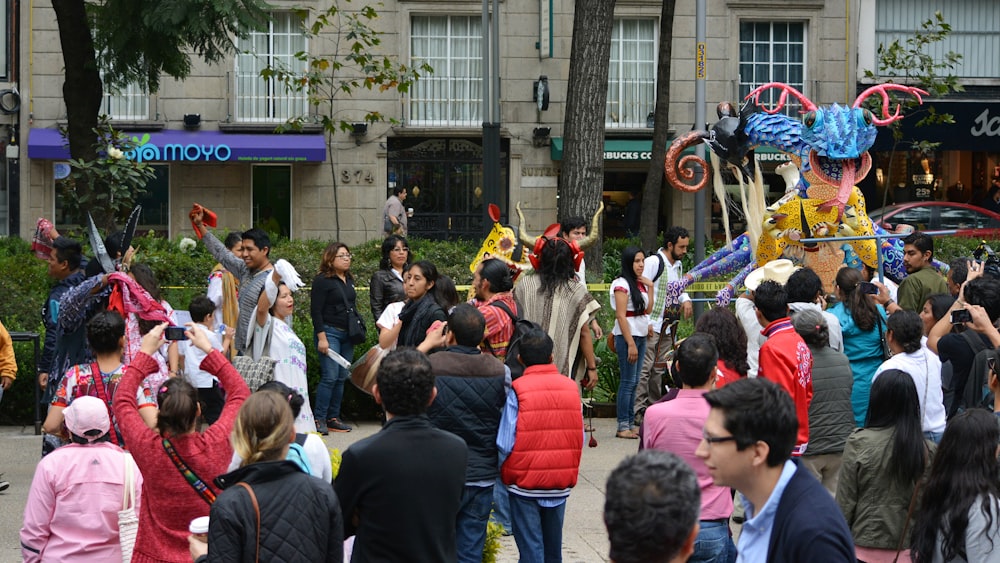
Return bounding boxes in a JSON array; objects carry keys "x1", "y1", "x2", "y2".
[{"x1": 0, "y1": 417, "x2": 638, "y2": 562}]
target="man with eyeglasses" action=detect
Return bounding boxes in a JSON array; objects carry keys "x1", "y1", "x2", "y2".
[
  {"x1": 641, "y1": 333, "x2": 735, "y2": 562},
  {"x1": 696, "y1": 378, "x2": 854, "y2": 563}
]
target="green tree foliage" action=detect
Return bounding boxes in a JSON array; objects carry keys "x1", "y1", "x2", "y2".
[
  {"x1": 52, "y1": 0, "x2": 269, "y2": 230},
  {"x1": 863, "y1": 11, "x2": 963, "y2": 207},
  {"x1": 264, "y1": 1, "x2": 433, "y2": 239},
  {"x1": 58, "y1": 120, "x2": 158, "y2": 229}
]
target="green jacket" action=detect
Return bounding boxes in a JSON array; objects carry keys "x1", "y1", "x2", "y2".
[{"x1": 836, "y1": 427, "x2": 935, "y2": 550}]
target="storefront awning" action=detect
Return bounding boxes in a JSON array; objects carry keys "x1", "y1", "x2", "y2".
[
  {"x1": 871, "y1": 101, "x2": 1000, "y2": 152},
  {"x1": 549, "y1": 137, "x2": 788, "y2": 163},
  {"x1": 27, "y1": 128, "x2": 327, "y2": 163}
]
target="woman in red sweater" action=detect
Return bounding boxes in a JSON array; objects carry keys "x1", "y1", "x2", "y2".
[{"x1": 113, "y1": 323, "x2": 250, "y2": 563}]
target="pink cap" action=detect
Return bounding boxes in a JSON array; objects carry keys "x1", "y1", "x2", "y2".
[{"x1": 63, "y1": 396, "x2": 111, "y2": 441}]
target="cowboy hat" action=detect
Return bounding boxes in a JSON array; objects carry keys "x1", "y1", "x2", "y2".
[{"x1": 744, "y1": 259, "x2": 800, "y2": 291}]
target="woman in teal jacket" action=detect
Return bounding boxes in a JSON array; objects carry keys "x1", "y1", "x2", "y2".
[{"x1": 829, "y1": 267, "x2": 888, "y2": 426}]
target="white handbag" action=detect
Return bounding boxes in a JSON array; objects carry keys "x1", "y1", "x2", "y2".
[{"x1": 119, "y1": 453, "x2": 139, "y2": 562}]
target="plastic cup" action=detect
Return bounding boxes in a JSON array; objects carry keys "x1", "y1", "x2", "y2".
[{"x1": 189, "y1": 516, "x2": 210, "y2": 541}]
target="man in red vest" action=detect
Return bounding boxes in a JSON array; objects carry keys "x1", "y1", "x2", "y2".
[{"x1": 498, "y1": 327, "x2": 584, "y2": 561}]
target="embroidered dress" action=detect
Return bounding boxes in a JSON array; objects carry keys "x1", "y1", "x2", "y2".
[{"x1": 249, "y1": 314, "x2": 316, "y2": 434}]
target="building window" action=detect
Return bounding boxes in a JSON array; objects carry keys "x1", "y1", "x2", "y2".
[
  {"x1": 235, "y1": 12, "x2": 309, "y2": 123},
  {"x1": 739, "y1": 21, "x2": 806, "y2": 116},
  {"x1": 102, "y1": 81, "x2": 149, "y2": 121},
  {"x1": 55, "y1": 164, "x2": 169, "y2": 235},
  {"x1": 607, "y1": 19, "x2": 656, "y2": 129},
  {"x1": 410, "y1": 16, "x2": 482, "y2": 126}
]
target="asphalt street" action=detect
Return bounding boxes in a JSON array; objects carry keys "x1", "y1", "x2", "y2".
[{"x1": 0, "y1": 416, "x2": 639, "y2": 562}]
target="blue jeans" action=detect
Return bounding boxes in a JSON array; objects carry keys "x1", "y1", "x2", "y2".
[
  {"x1": 924, "y1": 430, "x2": 943, "y2": 444},
  {"x1": 509, "y1": 493, "x2": 565, "y2": 563},
  {"x1": 314, "y1": 326, "x2": 353, "y2": 422},
  {"x1": 457, "y1": 485, "x2": 494, "y2": 563},
  {"x1": 615, "y1": 334, "x2": 647, "y2": 432},
  {"x1": 491, "y1": 477, "x2": 513, "y2": 533},
  {"x1": 689, "y1": 520, "x2": 737, "y2": 563}
]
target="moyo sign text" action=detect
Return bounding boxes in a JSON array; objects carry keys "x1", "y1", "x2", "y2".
[{"x1": 124, "y1": 133, "x2": 232, "y2": 163}]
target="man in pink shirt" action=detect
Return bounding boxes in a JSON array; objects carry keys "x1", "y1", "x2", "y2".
[
  {"x1": 21, "y1": 396, "x2": 143, "y2": 562},
  {"x1": 641, "y1": 333, "x2": 736, "y2": 561}
]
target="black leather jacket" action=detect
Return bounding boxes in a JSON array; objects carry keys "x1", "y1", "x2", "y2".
[{"x1": 369, "y1": 269, "x2": 405, "y2": 324}]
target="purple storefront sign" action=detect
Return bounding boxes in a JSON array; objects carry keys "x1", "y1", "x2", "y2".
[{"x1": 27, "y1": 128, "x2": 326, "y2": 163}]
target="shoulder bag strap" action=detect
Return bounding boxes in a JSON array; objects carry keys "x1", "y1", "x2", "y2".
[
  {"x1": 122, "y1": 452, "x2": 136, "y2": 511},
  {"x1": 236, "y1": 482, "x2": 261, "y2": 563},
  {"x1": 489, "y1": 299, "x2": 518, "y2": 323},
  {"x1": 161, "y1": 437, "x2": 217, "y2": 505},
  {"x1": 89, "y1": 362, "x2": 121, "y2": 446}
]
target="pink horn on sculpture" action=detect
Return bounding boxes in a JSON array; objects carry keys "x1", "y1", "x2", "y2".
[
  {"x1": 664, "y1": 130, "x2": 712, "y2": 193},
  {"x1": 852, "y1": 84, "x2": 929, "y2": 125},
  {"x1": 745, "y1": 82, "x2": 818, "y2": 114}
]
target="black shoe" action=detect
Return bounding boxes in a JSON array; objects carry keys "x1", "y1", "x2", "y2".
[
  {"x1": 315, "y1": 420, "x2": 329, "y2": 436},
  {"x1": 327, "y1": 418, "x2": 353, "y2": 433},
  {"x1": 0, "y1": 480, "x2": 9, "y2": 493}
]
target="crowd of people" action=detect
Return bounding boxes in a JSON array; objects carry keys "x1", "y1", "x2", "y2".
[{"x1": 15, "y1": 203, "x2": 1000, "y2": 563}]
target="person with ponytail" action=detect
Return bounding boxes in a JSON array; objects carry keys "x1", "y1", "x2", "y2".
[
  {"x1": 610, "y1": 246, "x2": 654, "y2": 439},
  {"x1": 910, "y1": 409, "x2": 1000, "y2": 562},
  {"x1": 829, "y1": 267, "x2": 888, "y2": 426},
  {"x1": 113, "y1": 323, "x2": 250, "y2": 563},
  {"x1": 189, "y1": 392, "x2": 344, "y2": 562}
]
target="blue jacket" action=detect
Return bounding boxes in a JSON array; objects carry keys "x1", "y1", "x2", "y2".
[{"x1": 767, "y1": 462, "x2": 855, "y2": 563}]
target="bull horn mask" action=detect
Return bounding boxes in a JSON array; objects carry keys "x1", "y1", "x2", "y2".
[{"x1": 516, "y1": 201, "x2": 605, "y2": 250}]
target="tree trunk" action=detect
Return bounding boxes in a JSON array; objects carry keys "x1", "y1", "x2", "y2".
[
  {"x1": 640, "y1": 0, "x2": 677, "y2": 252},
  {"x1": 53, "y1": 0, "x2": 105, "y2": 224},
  {"x1": 561, "y1": 0, "x2": 616, "y2": 276}
]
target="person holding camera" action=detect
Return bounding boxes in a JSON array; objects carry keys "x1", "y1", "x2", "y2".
[{"x1": 926, "y1": 268, "x2": 1000, "y2": 417}]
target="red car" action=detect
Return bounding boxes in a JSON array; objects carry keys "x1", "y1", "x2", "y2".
[{"x1": 868, "y1": 201, "x2": 1000, "y2": 239}]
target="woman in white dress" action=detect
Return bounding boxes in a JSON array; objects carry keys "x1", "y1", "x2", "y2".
[{"x1": 248, "y1": 265, "x2": 316, "y2": 434}]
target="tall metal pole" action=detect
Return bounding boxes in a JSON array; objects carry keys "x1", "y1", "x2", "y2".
[
  {"x1": 482, "y1": 0, "x2": 501, "y2": 236},
  {"x1": 693, "y1": 0, "x2": 707, "y2": 316}
]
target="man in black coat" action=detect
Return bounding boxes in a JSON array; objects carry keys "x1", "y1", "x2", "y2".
[
  {"x1": 335, "y1": 348, "x2": 468, "y2": 563},
  {"x1": 425, "y1": 304, "x2": 509, "y2": 563}
]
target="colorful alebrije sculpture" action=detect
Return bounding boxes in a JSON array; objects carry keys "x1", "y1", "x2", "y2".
[{"x1": 663, "y1": 82, "x2": 930, "y2": 305}]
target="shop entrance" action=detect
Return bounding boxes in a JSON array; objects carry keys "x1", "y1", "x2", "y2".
[
  {"x1": 252, "y1": 165, "x2": 291, "y2": 240},
  {"x1": 387, "y1": 137, "x2": 509, "y2": 240}
]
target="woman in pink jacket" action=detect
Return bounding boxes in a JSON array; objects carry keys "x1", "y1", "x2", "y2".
[{"x1": 21, "y1": 396, "x2": 143, "y2": 561}]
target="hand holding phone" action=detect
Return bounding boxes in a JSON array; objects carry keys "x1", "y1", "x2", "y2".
[
  {"x1": 951, "y1": 309, "x2": 972, "y2": 324},
  {"x1": 857, "y1": 282, "x2": 879, "y2": 295}
]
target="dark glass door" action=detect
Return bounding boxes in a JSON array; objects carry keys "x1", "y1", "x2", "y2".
[{"x1": 387, "y1": 137, "x2": 509, "y2": 240}]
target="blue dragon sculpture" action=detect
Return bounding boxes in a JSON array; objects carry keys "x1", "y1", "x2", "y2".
[{"x1": 662, "y1": 82, "x2": 930, "y2": 305}]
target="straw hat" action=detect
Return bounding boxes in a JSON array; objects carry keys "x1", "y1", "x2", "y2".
[{"x1": 744, "y1": 259, "x2": 800, "y2": 291}]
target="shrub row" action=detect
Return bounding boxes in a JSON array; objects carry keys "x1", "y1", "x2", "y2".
[{"x1": 0, "y1": 233, "x2": 992, "y2": 423}]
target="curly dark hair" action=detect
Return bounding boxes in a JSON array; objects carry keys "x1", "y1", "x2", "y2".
[
  {"x1": 911, "y1": 409, "x2": 1000, "y2": 563},
  {"x1": 376, "y1": 348, "x2": 436, "y2": 416},
  {"x1": 694, "y1": 308, "x2": 748, "y2": 378},
  {"x1": 887, "y1": 310, "x2": 922, "y2": 354},
  {"x1": 86, "y1": 310, "x2": 126, "y2": 355},
  {"x1": 605, "y1": 450, "x2": 700, "y2": 563},
  {"x1": 258, "y1": 380, "x2": 306, "y2": 419}
]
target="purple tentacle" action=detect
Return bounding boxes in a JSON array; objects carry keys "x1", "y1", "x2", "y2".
[{"x1": 716, "y1": 262, "x2": 756, "y2": 307}]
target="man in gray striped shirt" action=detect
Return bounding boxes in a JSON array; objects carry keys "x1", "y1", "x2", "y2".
[{"x1": 192, "y1": 210, "x2": 273, "y2": 354}]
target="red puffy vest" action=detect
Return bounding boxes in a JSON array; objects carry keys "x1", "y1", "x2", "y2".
[{"x1": 501, "y1": 364, "x2": 584, "y2": 490}]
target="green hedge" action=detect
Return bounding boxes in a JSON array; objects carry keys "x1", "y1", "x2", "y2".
[{"x1": 1, "y1": 233, "x2": 994, "y2": 423}]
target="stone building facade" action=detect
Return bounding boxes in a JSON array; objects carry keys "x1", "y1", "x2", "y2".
[{"x1": 12, "y1": 0, "x2": 860, "y2": 244}]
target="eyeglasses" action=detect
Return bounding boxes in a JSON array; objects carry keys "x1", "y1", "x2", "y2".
[
  {"x1": 392, "y1": 247, "x2": 409, "y2": 253},
  {"x1": 702, "y1": 432, "x2": 738, "y2": 446},
  {"x1": 335, "y1": 253, "x2": 352, "y2": 260}
]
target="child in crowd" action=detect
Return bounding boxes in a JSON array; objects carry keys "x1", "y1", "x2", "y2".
[{"x1": 182, "y1": 295, "x2": 233, "y2": 425}]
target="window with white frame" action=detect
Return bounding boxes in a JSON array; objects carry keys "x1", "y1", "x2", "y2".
[
  {"x1": 410, "y1": 15, "x2": 482, "y2": 126},
  {"x1": 235, "y1": 12, "x2": 309, "y2": 123},
  {"x1": 102, "y1": 80, "x2": 149, "y2": 121},
  {"x1": 739, "y1": 21, "x2": 806, "y2": 116},
  {"x1": 607, "y1": 19, "x2": 656, "y2": 129}
]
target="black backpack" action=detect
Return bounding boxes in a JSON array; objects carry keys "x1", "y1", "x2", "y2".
[{"x1": 487, "y1": 300, "x2": 543, "y2": 380}]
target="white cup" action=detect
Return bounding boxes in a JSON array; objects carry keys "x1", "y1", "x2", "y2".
[
  {"x1": 189, "y1": 516, "x2": 210, "y2": 541},
  {"x1": 407, "y1": 207, "x2": 414, "y2": 218}
]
